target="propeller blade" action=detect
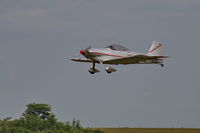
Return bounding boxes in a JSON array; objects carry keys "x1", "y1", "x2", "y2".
[
  {"x1": 80, "y1": 46, "x2": 92, "y2": 55},
  {"x1": 85, "y1": 46, "x2": 91, "y2": 51}
]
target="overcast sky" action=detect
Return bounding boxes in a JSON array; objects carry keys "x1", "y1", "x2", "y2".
[{"x1": 0, "y1": 0, "x2": 200, "y2": 128}]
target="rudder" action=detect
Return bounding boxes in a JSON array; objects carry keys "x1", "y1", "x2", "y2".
[{"x1": 148, "y1": 41, "x2": 163, "y2": 56}]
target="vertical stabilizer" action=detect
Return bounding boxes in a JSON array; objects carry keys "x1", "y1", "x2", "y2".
[{"x1": 148, "y1": 41, "x2": 163, "y2": 56}]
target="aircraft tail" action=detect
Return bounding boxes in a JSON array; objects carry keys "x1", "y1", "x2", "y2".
[{"x1": 147, "y1": 41, "x2": 163, "y2": 56}]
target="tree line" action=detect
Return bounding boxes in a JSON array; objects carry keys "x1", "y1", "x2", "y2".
[{"x1": 0, "y1": 103, "x2": 103, "y2": 133}]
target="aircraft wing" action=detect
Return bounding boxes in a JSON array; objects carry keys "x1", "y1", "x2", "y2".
[
  {"x1": 103, "y1": 55, "x2": 168, "y2": 65},
  {"x1": 70, "y1": 58, "x2": 94, "y2": 63}
]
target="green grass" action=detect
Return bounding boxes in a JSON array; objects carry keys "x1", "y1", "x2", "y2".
[{"x1": 91, "y1": 128, "x2": 200, "y2": 133}]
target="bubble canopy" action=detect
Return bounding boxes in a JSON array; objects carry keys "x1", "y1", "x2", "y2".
[{"x1": 105, "y1": 44, "x2": 129, "y2": 51}]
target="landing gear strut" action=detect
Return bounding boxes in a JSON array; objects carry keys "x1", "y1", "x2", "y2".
[
  {"x1": 88, "y1": 62, "x2": 100, "y2": 74},
  {"x1": 98, "y1": 60, "x2": 117, "y2": 74}
]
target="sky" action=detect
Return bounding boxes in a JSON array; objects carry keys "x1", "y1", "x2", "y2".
[{"x1": 0, "y1": 0, "x2": 200, "y2": 128}]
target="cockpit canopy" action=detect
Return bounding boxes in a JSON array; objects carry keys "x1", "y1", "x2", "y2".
[{"x1": 105, "y1": 44, "x2": 129, "y2": 51}]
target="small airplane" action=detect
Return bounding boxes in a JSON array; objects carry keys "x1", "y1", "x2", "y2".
[{"x1": 70, "y1": 41, "x2": 168, "y2": 74}]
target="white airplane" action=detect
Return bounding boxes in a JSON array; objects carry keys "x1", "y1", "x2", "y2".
[{"x1": 71, "y1": 41, "x2": 168, "y2": 74}]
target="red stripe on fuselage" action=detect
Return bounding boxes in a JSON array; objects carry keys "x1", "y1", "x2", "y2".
[
  {"x1": 148, "y1": 44, "x2": 161, "y2": 53},
  {"x1": 90, "y1": 52, "x2": 125, "y2": 58}
]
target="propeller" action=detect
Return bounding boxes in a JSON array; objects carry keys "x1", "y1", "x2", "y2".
[
  {"x1": 85, "y1": 46, "x2": 91, "y2": 51},
  {"x1": 70, "y1": 46, "x2": 92, "y2": 61},
  {"x1": 80, "y1": 46, "x2": 91, "y2": 55}
]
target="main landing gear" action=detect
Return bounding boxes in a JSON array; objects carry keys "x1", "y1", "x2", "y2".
[
  {"x1": 88, "y1": 62, "x2": 117, "y2": 74},
  {"x1": 88, "y1": 62, "x2": 100, "y2": 74},
  {"x1": 105, "y1": 66, "x2": 116, "y2": 74},
  {"x1": 160, "y1": 64, "x2": 164, "y2": 67}
]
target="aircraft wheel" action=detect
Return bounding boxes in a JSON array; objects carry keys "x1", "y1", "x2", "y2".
[
  {"x1": 106, "y1": 70, "x2": 112, "y2": 74},
  {"x1": 88, "y1": 70, "x2": 95, "y2": 74},
  {"x1": 160, "y1": 64, "x2": 164, "y2": 67}
]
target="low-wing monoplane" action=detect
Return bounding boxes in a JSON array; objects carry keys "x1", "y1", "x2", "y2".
[{"x1": 70, "y1": 41, "x2": 168, "y2": 74}]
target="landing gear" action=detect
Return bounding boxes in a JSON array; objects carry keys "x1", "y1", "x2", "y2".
[
  {"x1": 88, "y1": 69, "x2": 95, "y2": 74},
  {"x1": 88, "y1": 62, "x2": 100, "y2": 74},
  {"x1": 105, "y1": 66, "x2": 117, "y2": 73},
  {"x1": 88, "y1": 62, "x2": 117, "y2": 74},
  {"x1": 160, "y1": 64, "x2": 164, "y2": 67},
  {"x1": 99, "y1": 60, "x2": 117, "y2": 74},
  {"x1": 88, "y1": 68, "x2": 100, "y2": 74}
]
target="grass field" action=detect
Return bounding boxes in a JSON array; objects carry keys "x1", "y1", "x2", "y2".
[{"x1": 92, "y1": 128, "x2": 200, "y2": 133}]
